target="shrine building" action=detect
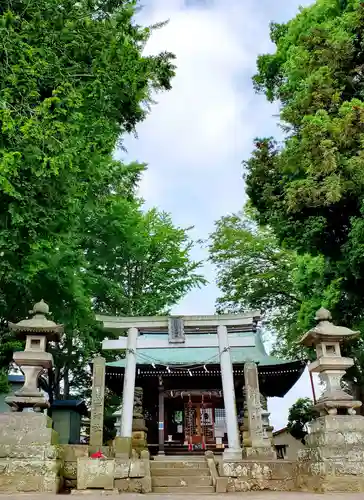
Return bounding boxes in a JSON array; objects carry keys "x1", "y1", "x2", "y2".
[{"x1": 96, "y1": 312, "x2": 305, "y2": 458}]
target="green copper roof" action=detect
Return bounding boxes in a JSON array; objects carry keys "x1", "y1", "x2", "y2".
[{"x1": 106, "y1": 330, "x2": 293, "y2": 368}]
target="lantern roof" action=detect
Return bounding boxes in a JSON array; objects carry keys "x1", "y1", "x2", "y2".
[
  {"x1": 300, "y1": 308, "x2": 359, "y2": 347},
  {"x1": 8, "y1": 300, "x2": 63, "y2": 341}
]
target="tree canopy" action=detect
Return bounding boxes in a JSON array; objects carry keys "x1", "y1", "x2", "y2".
[
  {"x1": 245, "y1": 0, "x2": 364, "y2": 329},
  {"x1": 208, "y1": 207, "x2": 341, "y2": 358},
  {"x1": 233, "y1": 0, "x2": 364, "y2": 399},
  {"x1": 0, "y1": 0, "x2": 204, "y2": 403}
]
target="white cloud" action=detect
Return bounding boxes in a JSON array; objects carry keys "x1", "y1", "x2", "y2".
[{"x1": 119, "y1": 0, "x2": 315, "y2": 427}]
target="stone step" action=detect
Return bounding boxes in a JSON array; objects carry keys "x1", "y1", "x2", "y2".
[
  {"x1": 151, "y1": 467, "x2": 210, "y2": 477},
  {"x1": 152, "y1": 486, "x2": 215, "y2": 494},
  {"x1": 152, "y1": 476, "x2": 212, "y2": 487},
  {"x1": 150, "y1": 460, "x2": 207, "y2": 469},
  {"x1": 154, "y1": 454, "x2": 207, "y2": 461}
]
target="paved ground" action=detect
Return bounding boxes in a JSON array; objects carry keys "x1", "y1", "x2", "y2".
[{"x1": 0, "y1": 494, "x2": 363, "y2": 499}]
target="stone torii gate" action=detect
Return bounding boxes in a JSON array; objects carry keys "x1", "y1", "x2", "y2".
[{"x1": 99, "y1": 313, "x2": 263, "y2": 461}]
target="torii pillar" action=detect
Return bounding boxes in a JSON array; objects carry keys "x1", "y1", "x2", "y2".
[{"x1": 218, "y1": 325, "x2": 242, "y2": 460}]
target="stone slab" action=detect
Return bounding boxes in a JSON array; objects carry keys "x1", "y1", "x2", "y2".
[
  {"x1": 61, "y1": 445, "x2": 88, "y2": 462},
  {"x1": 227, "y1": 477, "x2": 295, "y2": 492},
  {"x1": 114, "y1": 436, "x2": 131, "y2": 458},
  {"x1": 298, "y1": 474, "x2": 364, "y2": 493},
  {"x1": 77, "y1": 458, "x2": 114, "y2": 490},
  {"x1": 0, "y1": 471, "x2": 61, "y2": 493},
  {"x1": 114, "y1": 459, "x2": 129, "y2": 479},
  {"x1": 0, "y1": 413, "x2": 58, "y2": 446},
  {"x1": 151, "y1": 476, "x2": 212, "y2": 487},
  {"x1": 222, "y1": 460, "x2": 295, "y2": 480},
  {"x1": 300, "y1": 445, "x2": 364, "y2": 462},
  {"x1": 5, "y1": 395, "x2": 49, "y2": 411},
  {"x1": 114, "y1": 477, "x2": 151, "y2": 493},
  {"x1": 151, "y1": 467, "x2": 210, "y2": 476},
  {"x1": 244, "y1": 446, "x2": 276, "y2": 459},
  {"x1": 309, "y1": 414, "x2": 364, "y2": 433},
  {"x1": 129, "y1": 459, "x2": 145, "y2": 478},
  {"x1": 71, "y1": 489, "x2": 119, "y2": 496},
  {"x1": 0, "y1": 459, "x2": 62, "y2": 475},
  {"x1": 0, "y1": 444, "x2": 61, "y2": 460},
  {"x1": 0, "y1": 413, "x2": 52, "y2": 429},
  {"x1": 216, "y1": 476, "x2": 229, "y2": 493},
  {"x1": 63, "y1": 461, "x2": 78, "y2": 480}
]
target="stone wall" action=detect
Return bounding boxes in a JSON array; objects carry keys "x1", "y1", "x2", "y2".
[{"x1": 220, "y1": 460, "x2": 297, "y2": 492}]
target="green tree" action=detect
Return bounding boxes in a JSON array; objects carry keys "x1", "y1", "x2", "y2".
[
  {"x1": 243, "y1": 0, "x2": 364, "y2": 395},
  {"x1": 287, "y1": 398, "x2": 318, "y2": 443},
  {"x1": 48, "y1": 196, "x2": 205, "y2": 400},
  {"x1": 86, "y1": 197, "x2": 205, "y2": 317},
  {"x1": 208, "y1": 207, "x2": 341, "y2": 358},
  {"x1": 0, "y1": 0, "x2": 180, "y2": 397},
  {"x1": 245, "y1": 0, "x2": 364, "y2": 325}
]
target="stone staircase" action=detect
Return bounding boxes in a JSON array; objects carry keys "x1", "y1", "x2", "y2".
[{"x1": 150, "y1": 456, "x2": 215, "y2": 494}]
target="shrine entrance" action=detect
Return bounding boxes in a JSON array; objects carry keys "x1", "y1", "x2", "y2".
[
  {"x1": 184, "y1": 400, "x2": 214, "y2": 446},
  {"x1": 164, "y1": 390, "x2": 227, "y2": 453}
]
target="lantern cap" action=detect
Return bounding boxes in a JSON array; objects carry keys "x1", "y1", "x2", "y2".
[
  {"x1": 8, "y1": 300, "x2": 63, "y2": 341},
  {"x1": 300, "y1": 308, "x2": 359, "y2": 347}
]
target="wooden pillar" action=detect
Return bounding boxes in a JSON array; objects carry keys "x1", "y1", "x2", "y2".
[{"x1": 158, "y1": 385, "x2": 165, "y2": 455}]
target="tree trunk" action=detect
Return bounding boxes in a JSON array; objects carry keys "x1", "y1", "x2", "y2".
[
  {"x1": 53, "y1": 366, "x2": 61, "y2": 400},
  {"x1": 64, "y1": 367, "x2": 70, "y2": 400}
]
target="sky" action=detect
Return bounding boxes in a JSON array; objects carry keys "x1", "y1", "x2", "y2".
[{"x1": 119, "y1": 0, "x2": 318, "y2": 430}]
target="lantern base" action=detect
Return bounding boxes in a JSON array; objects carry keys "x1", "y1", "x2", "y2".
[
  {"x1": 5, "y1": 395, "x2": 49, "y2": 412},
  {"x1": 297, "y1": 415, "x2": 364, "y2": 492},
  {"x1": 0, "y1": 412, "x2": 61, "y2": 493},
  {"x1": 314, "y1": 397, "x2": 362, "y2": 416}
]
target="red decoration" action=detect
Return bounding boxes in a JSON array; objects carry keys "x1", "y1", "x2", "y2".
[{"x1": 91, "y1": 450, "x2": 105, "y2": 459}]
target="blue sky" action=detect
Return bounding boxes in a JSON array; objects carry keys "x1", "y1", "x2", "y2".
[{"x1": 118, "y1": 0, "x2": 318, "y2": 430}]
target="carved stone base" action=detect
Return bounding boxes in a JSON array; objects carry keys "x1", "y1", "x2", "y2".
[
  {"x1": 0, "y1": 413, "x2": 61, "y2": 493},
  {"x1": 297, "y1": 415, "x2": 364, "y2": 492}
]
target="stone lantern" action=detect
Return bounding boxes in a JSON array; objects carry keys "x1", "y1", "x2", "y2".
[
  {"x1": 296, "y1": 308, "x2": 364, "y2": 492},
  {"x1": 300, "y1": 307, "x2": 361, "y2": 415},
  {"x1": 6, "y1": 299, "x2": 63, "y2": 412}
]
